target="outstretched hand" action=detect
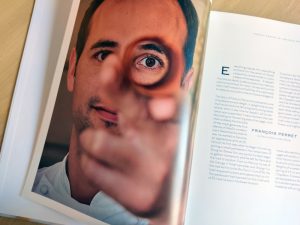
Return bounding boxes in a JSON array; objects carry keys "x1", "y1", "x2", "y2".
[{"x1": 78, "y1": 87, "x2": 181, "y2": 221}]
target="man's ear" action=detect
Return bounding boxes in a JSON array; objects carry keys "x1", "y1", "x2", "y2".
[
  {"x1": 67, "y1": 48, "x2": 77, "y2": 92},
  {"x1": 182, "y1": 68, "x2": 194, "y2": 92}
]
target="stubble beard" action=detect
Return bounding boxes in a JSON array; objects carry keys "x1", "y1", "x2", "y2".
[
  {"x1": 73, "y1": 107, "x2": 93, "y2": 134},
  {"x1": 72, "y1": 96, "x2": 119, "y2": 135}
]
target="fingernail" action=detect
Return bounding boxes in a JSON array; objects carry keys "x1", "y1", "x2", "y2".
[{"x1": 149, "y1": 97, "x2": 176, "y2": 121}]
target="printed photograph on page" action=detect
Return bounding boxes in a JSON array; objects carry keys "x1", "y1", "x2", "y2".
[{"x1": 23, "y1": 0, "x2": 210, "y2": 224}]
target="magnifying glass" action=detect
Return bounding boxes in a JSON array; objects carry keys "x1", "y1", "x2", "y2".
[{"x1": 125, "y1": 40, "x2": 185, "y2": 97}]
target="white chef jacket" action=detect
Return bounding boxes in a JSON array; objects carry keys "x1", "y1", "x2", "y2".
[{"x1": 33, "y1": 157, "x2": 148, "y2": 225}]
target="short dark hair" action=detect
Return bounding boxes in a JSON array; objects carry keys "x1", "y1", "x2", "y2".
[{"x1": 76, "y1": 0, "x2": 198, "y2": 74}]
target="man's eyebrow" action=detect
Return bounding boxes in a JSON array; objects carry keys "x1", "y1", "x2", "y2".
[
  {"x1": 91, "y1": 40, "x2": 118, "y2": 49},
  {"x1": 140, "y1": 43, "x2": 165, "y2": 54}
]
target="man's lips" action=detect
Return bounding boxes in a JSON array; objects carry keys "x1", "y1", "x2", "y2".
[{"x1": 91, "y1": 105, "x2": 118, "y2": 123}]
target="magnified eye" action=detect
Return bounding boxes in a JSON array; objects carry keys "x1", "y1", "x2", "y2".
[
  {"x1": 138, "y1": 55, "x2": 163, "y2": 70},
  {"x1": 95, "y1": 50, "x2": 111, "y2": 61},
  {"x1": 132, "y1": 54, "x2": 169, "y2": 86}
]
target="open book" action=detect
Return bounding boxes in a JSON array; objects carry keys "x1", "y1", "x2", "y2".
[{"x1": 1, "y1": 0, "x2": 300, "y2": 225}]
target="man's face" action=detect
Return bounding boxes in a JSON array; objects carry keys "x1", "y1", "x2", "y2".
[{"x1": 68, "y1": 0, "x2": 188, "y2": 133}]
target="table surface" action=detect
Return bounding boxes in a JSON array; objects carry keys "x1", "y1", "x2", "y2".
[{"x1": 1, "y1": 0, "x2": 300, "y2": 224}]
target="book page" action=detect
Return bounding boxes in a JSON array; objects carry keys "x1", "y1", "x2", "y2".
[
  {"x1": 20, "y1": 1, "x2": 210, "y2": 225},
  {"x1": 186, "y1": 11, "x2": 300, "y2": 225}
]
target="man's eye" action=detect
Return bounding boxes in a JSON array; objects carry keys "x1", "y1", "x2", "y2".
[
  {"x1": 131, "y1": 54, "x2": 168, "y2": 86},
  {"x1": 137, "y1": 56, "x2": 163, "y2": 70},
  {"x1": 95, "y1": 50, "x2": 111, "y2": 61}
]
